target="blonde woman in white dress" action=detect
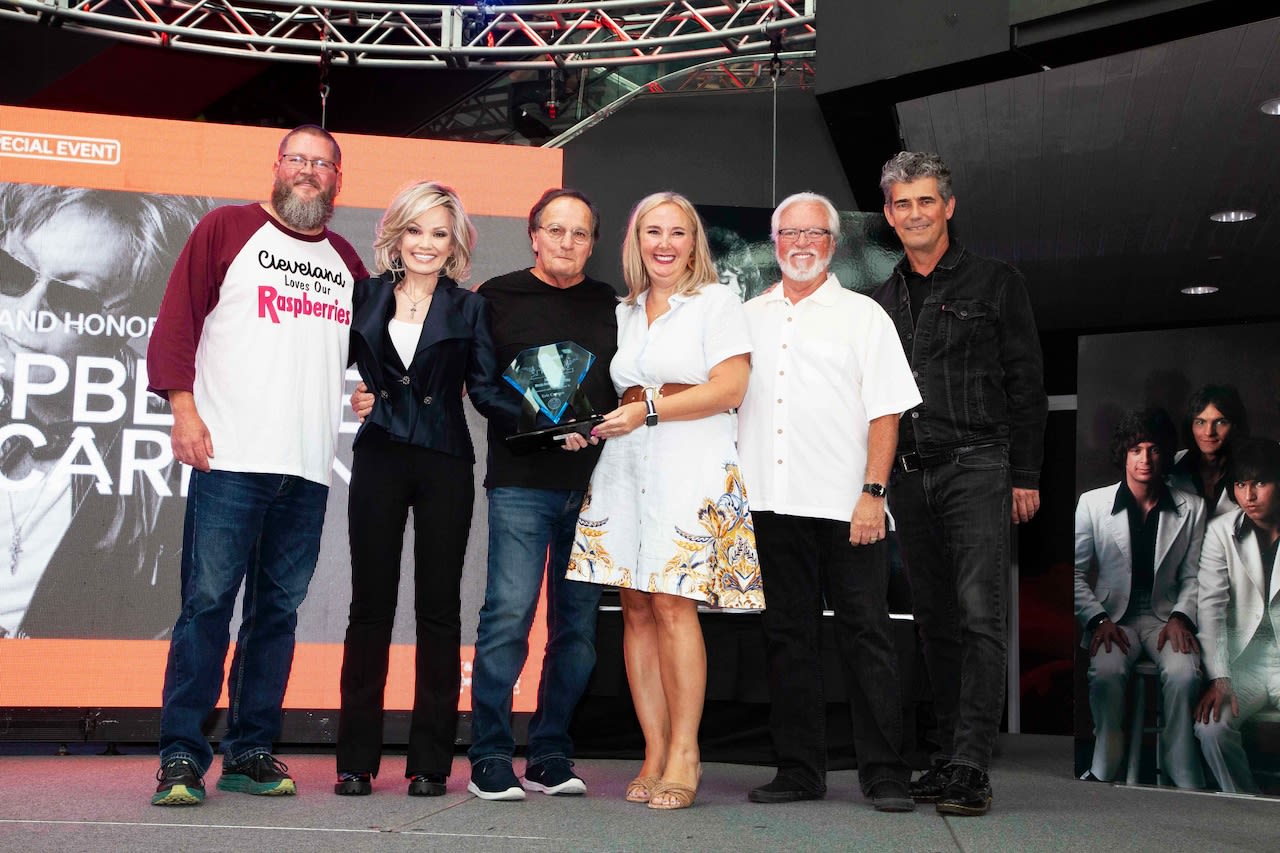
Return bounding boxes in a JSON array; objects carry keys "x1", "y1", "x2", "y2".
[{"x1": 567, "y1": 192, "x2": 765, "y2": 810}]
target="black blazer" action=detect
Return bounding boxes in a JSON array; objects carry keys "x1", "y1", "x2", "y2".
[{"x1": 349, "y1": 273, "x2": 518, "y2": 463}]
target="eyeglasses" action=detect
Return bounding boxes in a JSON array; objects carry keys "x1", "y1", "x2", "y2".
[
  {"x1": 0, "y1": 247, "x2": 116, "y2": 315},
  {"x1": 539, "y1": 224, "x2": 592, "y2": 245},
  {"x1": 278, "y1": 154, "x2": 339, "y2": 174},
  {"x1": 776, "y1": 228, "x2": 832, "y2": 242}
]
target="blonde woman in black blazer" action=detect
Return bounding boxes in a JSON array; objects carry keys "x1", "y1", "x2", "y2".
[{"x1": 336, "y1": 181, "x2": 517, "y2": 797}]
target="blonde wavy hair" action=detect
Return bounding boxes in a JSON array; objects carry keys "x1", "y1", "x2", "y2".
[
  {"x1": 620, "y1": 191, "x2": 718, "y2": 305},
  {"x1": 373, "y1": 181, "x2": 477, "y2": 281}
]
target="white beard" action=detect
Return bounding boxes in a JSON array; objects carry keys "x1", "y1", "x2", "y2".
[{"x1": 777, "y1": 251, "x2": 830, "y2": 284}]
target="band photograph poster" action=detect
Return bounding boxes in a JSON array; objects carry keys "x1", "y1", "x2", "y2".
[
  {"x1": 1075, "y1": 322, "x2": 1280, "y2": 796},
  {"x1": 0, "y1": 105, "x2": 560, "y2": 713}
]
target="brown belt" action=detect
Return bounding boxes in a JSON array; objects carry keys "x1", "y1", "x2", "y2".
[{"x1": 620, "y1": 383, "x2": 694, "y2": 406}]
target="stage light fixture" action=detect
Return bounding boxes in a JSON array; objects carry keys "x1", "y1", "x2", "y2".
[
  {"x1": 1180, "y1": 285, "x2": 1219, "y2": 295},
  {"x1": 1208, "y1": 209, "x2": 1256, "y2": 223}
]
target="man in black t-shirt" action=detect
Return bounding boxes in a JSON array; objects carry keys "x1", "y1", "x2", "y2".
[{"x1": 465, "y1": 189, "x2": 618, "y2": 801}]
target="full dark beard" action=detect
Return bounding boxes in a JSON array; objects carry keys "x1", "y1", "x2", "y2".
[{"x1": 271, "y1": 177, "x2": 336, "y2": 232}]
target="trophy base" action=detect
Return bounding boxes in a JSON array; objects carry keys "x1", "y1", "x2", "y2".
[{"x1": 504, "y1": 416, "x2": 605, "y2": 455}]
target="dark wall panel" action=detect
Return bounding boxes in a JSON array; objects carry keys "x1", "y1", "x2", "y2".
[{"x1": 816, "y1": 0, "x2": 1009, "y2": 94}]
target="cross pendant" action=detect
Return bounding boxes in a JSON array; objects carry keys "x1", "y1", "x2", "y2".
[
  {"x1": 410, "y1": 306, "x2": 418, "y2": 317},
  {"x1": 9, "y1": 536, "x2": 20, "y2": 575}
]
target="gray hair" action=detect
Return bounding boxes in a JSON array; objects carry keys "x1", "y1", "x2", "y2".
[
  {"x1": 879, "y1": 152, "x2": 953, "y2": 204},
  {"x1": 770, "y1": 192, "x2": 841, "y2": 243}
]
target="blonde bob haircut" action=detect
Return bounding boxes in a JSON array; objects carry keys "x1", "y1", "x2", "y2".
[
  {"x1": 620, "y1": 191, "x2": 718, "y2": 305},
  {"x1": 373, "y1": 180, "x2": 477, "y2": 281}
]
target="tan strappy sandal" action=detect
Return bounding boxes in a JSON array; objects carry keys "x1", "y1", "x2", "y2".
[
  {"x1": 647, "y1": 780, "x2": 697, "y2": 810},
  {"x1": 625, "y1": 775, "x2": 661, "y2": 803}
]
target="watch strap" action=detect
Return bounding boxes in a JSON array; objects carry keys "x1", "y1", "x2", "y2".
[{"x1": 644, "y1": 398, "x2": 658, "y2": 427}]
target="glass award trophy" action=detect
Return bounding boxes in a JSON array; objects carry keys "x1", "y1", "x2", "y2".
[{"x1": 502, "y1": 341, "x2": 604, "y2": 454}]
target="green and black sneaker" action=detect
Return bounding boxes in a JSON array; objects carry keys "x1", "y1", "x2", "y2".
[
  {"x1": 217, "y1": 752, "x2": 296, "y2": 796},
  {"x1": 152, "y1": 758, "x2": 205, "y2": 806}
]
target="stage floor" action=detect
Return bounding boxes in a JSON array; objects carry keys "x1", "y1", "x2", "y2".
[{"x1": 1, "y1": 734, "x2": 1276, "y2": 852}]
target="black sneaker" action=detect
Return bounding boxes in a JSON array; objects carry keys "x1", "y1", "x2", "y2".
[
  {"x1": 523, "y1": 758, "x2": 587, "y2": 796},
  {"x1": 467, "y1": 758, "x2": 525, "y2": 801},
  {"x1": 866, "y1": 778, "x2": 916, "y2": 812},
  {"x1": 335, "y1": 771, "x2": 372, "y2": 796},
  {"x1": 152, "y1": 758, "x2": 205, "y2": 806},
  {"x1": 936, "y1": 765, "x2": 992, "y2": 816},
  {"x1": 408, "y1": 773, "x2": 448, "y2": 797},
  {"x1": 909, "y1": 760, "x2": 952, "y2": 803},
  {"x1": 217, "y1": 752, "x2": 296, "y2": 796}
]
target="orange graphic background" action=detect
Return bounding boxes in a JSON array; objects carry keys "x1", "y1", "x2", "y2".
[{"x1": 0, "y1": 107, "x2": 561, "y2": 711}]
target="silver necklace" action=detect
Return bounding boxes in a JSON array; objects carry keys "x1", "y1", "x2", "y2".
[
  {"x1": 398, "y1": 284, "x2": 432, "y2": 318},
  {"x1": 8, "y1": 491, "x2": 37, "y2": 575},
  {"x1": 6, "y1": 468, "x2": 57, "y2": 575}
]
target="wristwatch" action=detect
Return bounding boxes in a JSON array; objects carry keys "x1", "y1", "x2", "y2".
[
  {"x1": 643, "y1": 386, "x2": 659, "y2": 427},
  {"x1": 862, "y1": 482, "x2": 886, "y2": 498}
]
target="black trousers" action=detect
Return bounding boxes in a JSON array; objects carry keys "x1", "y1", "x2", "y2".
[
  {"x1": 755, "y1": 511, "x2": 910, "y2": 793},
  {"x1": 337, "y1": 427, "x2": 474, "y2": 778}
]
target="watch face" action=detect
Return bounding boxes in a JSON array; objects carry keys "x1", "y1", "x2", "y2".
[{"x1": 863, "y1": 483, "x2": 886, "y2": 497}]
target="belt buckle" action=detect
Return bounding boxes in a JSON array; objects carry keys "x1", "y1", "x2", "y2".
[{"x1": 898, "y1": 452, "x2": 921, "y2": 473}]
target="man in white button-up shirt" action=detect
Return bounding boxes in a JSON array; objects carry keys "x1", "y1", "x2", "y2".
[{"x1": 739, "y1": 192, "x2": 922, "y2": 812}]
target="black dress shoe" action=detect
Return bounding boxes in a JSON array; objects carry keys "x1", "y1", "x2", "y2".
[
  {"x1": 748, "y1": 775, "x2": 825, "y2": 804},
  {"x1": 334, "y1": 772, "x2": 372, "y2": 796},
  {"x1": 935, "y1": 765, "x2": 992, "y2": 816},
  {"x1": 408, "y1": 774, "x2": 447, "y2": 797},
  {"x1": 909, "y1": 761, "x2": 952, "y2": 803}
]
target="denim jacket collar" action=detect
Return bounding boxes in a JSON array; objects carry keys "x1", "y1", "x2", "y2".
[{"x1": 892, "y1": 240, "x2": 967, "y2": 282}]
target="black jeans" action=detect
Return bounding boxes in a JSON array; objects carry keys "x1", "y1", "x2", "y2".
[
  {"x1": 891, "y1": 444, "x2": 1011, "y2": 772},
  {"x1": 755, "y1": 511, "x2": 910, "y2": 794},
  {"x1": 337, "y1": 428, "x2": 474, "y2": 778}
]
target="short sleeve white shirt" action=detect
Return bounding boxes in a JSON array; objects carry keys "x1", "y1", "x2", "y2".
[{"x1": 738, "y1": 274, "x2": 921, "y2": 522}]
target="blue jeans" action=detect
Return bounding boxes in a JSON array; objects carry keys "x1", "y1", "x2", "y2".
[
  {"x1": 468, "y1": 487, "x2": 602, "y2": 767},
  {"x1": 159, "y1": 470, "x2": 328, "y2": 773},
  {"x1": 890, "y1": 444, "x2": 1011, "y2": 772}
]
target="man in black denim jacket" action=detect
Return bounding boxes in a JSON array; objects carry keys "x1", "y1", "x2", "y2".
[{"x1": 872, "y1": 151, "x2": 1047, "y2": 816}]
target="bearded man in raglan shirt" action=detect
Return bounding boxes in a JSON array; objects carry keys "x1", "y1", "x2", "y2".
[{"x1": 145, "y1": 125, "x2": 368, "y2": 806}]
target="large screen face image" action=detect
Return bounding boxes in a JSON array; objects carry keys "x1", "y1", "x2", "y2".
[{"x1": 0, "y1": 106, "x2": 562, "y2": 712}]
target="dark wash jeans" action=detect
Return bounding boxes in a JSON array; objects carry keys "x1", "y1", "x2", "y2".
[
  {"x1": 890, "y1": 444, "x2": 1011, "y2": 773},
  {"x1": 756, "y1": 511, "x2": 911, "y2": 794},
  {"x1": 468, "y1": 487, "x2": 602, "y2": 768},
  {"x1": 159, "y1": 470, "x2": 328, "y2": 774},
  {"x1": 337, "y1": 430, "x2": 473, "y2": 779}
]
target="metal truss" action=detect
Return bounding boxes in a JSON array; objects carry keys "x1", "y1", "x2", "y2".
[
  {"x1": 544, "y1": 50, "x2": 815, "y2": 147},
  {"x1": 0, "y1": 1, "x2": 817, "y2": 70},
  {"x1": 413, "y1": 50, "x2": 814, "y2": 145}
]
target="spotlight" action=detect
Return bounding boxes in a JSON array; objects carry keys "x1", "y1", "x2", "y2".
[
  {"x1": 1180, "y1": 285, "x2": 1219, "y2": 295},
  {"x1": 1208, "y1": 210, "x2": 1256, "y2": 223}
]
